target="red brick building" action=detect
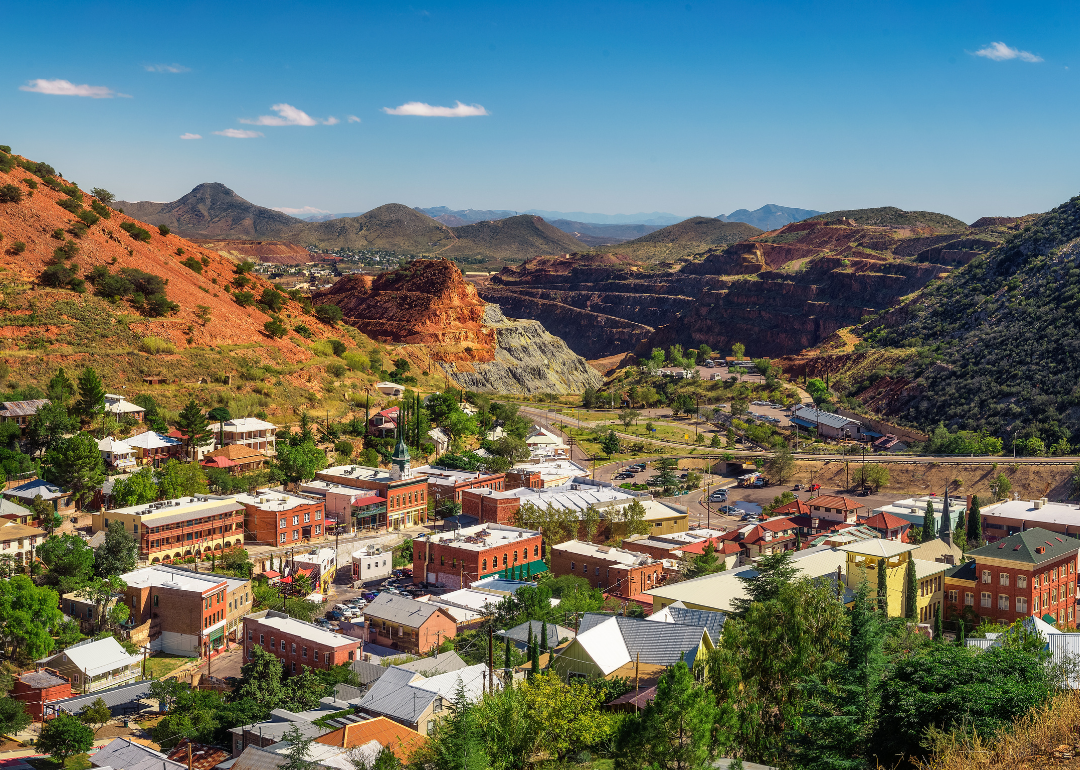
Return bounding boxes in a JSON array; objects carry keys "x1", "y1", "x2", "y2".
[
  {"x1": 461, "y1": 487, "x2": 521, "y2": 525},
  {"x1": 504, "y1": 468, "x2": 543, "y2": 490},
  {"x1": 412, "y1": 465, "x2": 505, "y2": 509},
  {"x1": 413, "y1": 523, "x2": 544, "y2": 588},
  {"x1": 363, "y1": 593, "x2": 458, "y2": 653},
  {"x1": 11, "y1": 668, "x2": 72, "y2": 721},
  {"x1": 549, "y1": 540, "x2": 665, "y2": 599},
  {"x1": 944, "y1": 527, "x2": 1080, "y2": 627},
  {"x1": 316, "y1": 464, "x2": 429, "y2": 531},
  {"x1": 244, "y1": 609, "x2": 362, "y2": 672},
  {"x1": 234, "y1": 490, "x2": 326, "y2": 546}
]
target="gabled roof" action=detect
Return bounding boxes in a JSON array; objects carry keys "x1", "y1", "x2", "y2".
[
  {"x1": 791, "y1": 405, "x2": 860, "y2": 430},
  {"x1": 46, "y1": 680, "x2": 155, "y2": 717},
  {"x1": 91, "y1": 738, "x2": 183, "y2": 770},
  {"x1": 0, "y1": 520, "x2": 45, "y2": 540},
  {"x1": 6, "y1": 478, "x2": 67, "y2": 500},
  {"x1": 356, "y1": 664, "x2": 492, "y2": 724},
  {"x1": 125, "y1": 431, "x2": 182, "y2": 450},
  {"x1": 968, "y1": 527, "x2": 1080, "y2": 565},
  {"x1": 207, "y1": 444, "x2": 266, "y2": 461},
  {"x1": 0, "y1": 399, "x2": 49, "y2": 418},
  {"x1": 365, "y1": 593, "x2": 455, "y2": 627},
  {"x1": 648, "y1": 602, "x2": 726, "y2": 645},
  {"x1": 98, "y1": 436, "x2": 133, "y2": 453},
  {"x1": 497, "y1": 620, "x2": 576, "y2": 646},
  {"x1": 569, "y1": 614, "x2": 708, "y2": 675},
  {"x1": 45, "y1": 636, "x2": 142, "y2": 677},
  {"x1": 945, "y1": 559, "x2": 978, "y2": 582},
  {"x1": 166, "y1": 741, "x2": 231, "y2": 770},
  {"x1": 861, "y1": 511, "x2": 911, "y2": 530},
  {"x1": 773, "y1": 498, "x2": 811, "y2": 516},
  {"x1": 809, "y1": 495, "x2": 864, "y2": 511}
]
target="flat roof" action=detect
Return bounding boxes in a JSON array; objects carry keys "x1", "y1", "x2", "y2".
[
  {"x1": 108, "y1": 496, "x2": 244, "y2": 523},
  {"x1": 232, "y1": 490, "x2": 319, "y2": 512},
  {"x1": 411, "y1": 465, "x2": 501, "y2": 485},
  {"x1": 121, "y1": 565, "x2": 244, "y2": 593},
  {"x1": 414, "y1": 523, "x2": 540, "y2": 552},
  {"x1": 836, "y1": 538, "x2": 919, "y2": 558},
  {"x1": 469, "y1": 483, "x2": 632, "y2": 512},
  {"x1": 551, "y1": 540, "x2": 657, "y2": 567},
  {"x1": 318, "y1": 465, "x2": 396, "y2": 484},
  {"x1": 247, "y1": 610, "x2": 362, "y2": 647},
  {"x1": 981, "y1": 499, "x2": 1080, "y2": 526}
]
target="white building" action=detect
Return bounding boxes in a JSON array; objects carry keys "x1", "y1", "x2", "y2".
[
  {"x1": 39, "y1": 636, "x2": 143, "y2": 694},
  {"x1": 211, "y1": 417, "x2": 278, "y2": 454},
  {"x1": 0, "y1": 520, "x2": 45, "y2": 570},
  {"x1": 352, "y1": 545, "x2": 393, "y2": 583},
  {"x1": 872, "y1": 496, "x2": 967, "y2": 531},
  {"x1": 104, "y1": 394, "x2": 146, "y2": 421},
  {"x1": 98, "y1": 436, "x2": 136, "y2": 470},
  {"x1": 375, "y1": 382, "x2": 405, "y2": 397}
]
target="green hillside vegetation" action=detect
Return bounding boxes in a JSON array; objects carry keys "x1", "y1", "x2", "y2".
[
  {"x1": 599, "y1": 216, "x2": 762, "y2": 263},
  {"x1": 807, "y1": 206, "x2": 969, "y2": 231},
  {"x1": 852, "y1": 193, "x2": 1080, "y2": 449},
  {"x1": 440, "y1": 214, "x2": 588, "y2": 269}
]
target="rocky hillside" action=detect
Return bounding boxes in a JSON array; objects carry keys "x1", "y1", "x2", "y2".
[
  {"x1": 481, "y1": 212, "x2": 1010, "y2": 360},
  {"x1": 438, "y1": 215, "x2": 588, "y2": 267},
  {"x1": 806, "y1": 206, "x2": 969, "y2": 230},
  {"x1": 597, "y1": 217, "x2": 762, "y2": 264},
  {"x1": 313, "y1": 258, "x2": 600, "y2": 394},
  {"x1": 190, "y1": 238, "x2": 313, "y2": 265}
]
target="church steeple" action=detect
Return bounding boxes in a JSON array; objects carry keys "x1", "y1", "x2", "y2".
[
  {"x1": 390, "y1": 412, "x2": 411, "y2": 481},
  {"x1": 938, "y1": 486, "x2": 952, "y2": 546}
]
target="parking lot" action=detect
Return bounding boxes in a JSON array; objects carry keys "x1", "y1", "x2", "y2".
[{"x1": 747, "y1": 400, "x2": 792, "y2": 427}]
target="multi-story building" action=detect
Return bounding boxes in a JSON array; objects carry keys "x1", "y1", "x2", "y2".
[
  {"x1": 718, "y1": 516, "x2": 801, "y2": 559},
  {"x1": 978, "y1": 497, "x2": 1080, "y2": 543},
  {"x1": 316, "y1": 442, "x2": 428, "y2": 531},
  {"x1": 244, "y1": 609, "x2": 362, "y2": 672},
  {"x1": 234, "y1": 490, "x2": 326, "y2": 546},
  {"x1": 838, "y1": 539, "x2": 920, "y2": 618},
  {"x1": 104, "y1": 394, "x2": 146, "y2": 422},
  {"x1": 504, "y1": 460, "x2": 589, "y2": 490},
  {"x1": 293, "y1": 547, "x2": 336, "y2": 594},
  {"x1": 93, "y1": 495, "x2": 246, "y2": 564},
  {"x1": 352, "y1": 545, "x2": 393, "y2": 582},
  {"x1": 411, "y1": 465, "x2": 505, "y2": 510},
  {"x1": 944, "y1": 527, "x2": 1080, "y2": 627},
  {"x1": 122, "y1": 564, "x2": 253, "y2": 654},
  {"x1": 0, "y1": 399, "x2": 49, "y2": 433},
  {"x1": 364, "y1": 593, "x2": 457, "y2": 653},
  {"x1": 98, "y1": 437, "x2": 137, "y2": 471},
  {"x1": 413, "y1": 523, "x2": 544, "y2": 589},
  {"x1": 549, "y1": 540, "x2": 665, "y2": 599},
  {"x1": 211, "y1": 417, "x2": 278, "y2": 454},
  {"x1": 368, "y1": 407, "x2": 399, "y2": 438},
  {"x1": 11, "y1": 668, "x2": 72, "y2": 721},
  {"x1": 0, "y1": 520, "x2": 44, "y2": 570},
  {"x1": 125, "y1": 430, "x2": 184, "y2": 467},
  {"x1": 201, "y1": 445, "x2": 268, "y2": 474},
  {"x1": 4, "y1": 479, "x2": 75, "y2": 516}
]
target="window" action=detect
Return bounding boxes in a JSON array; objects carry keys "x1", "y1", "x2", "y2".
[
  {"x1": 293, "y1": 530, "x2": 299, "y2": 540},
  {"x1": 280, "y1": 533, "x2": 285, "y2": 543},
  {"x1": 260, "y1": 634, "x2": 264, "y2": 644},
  {"x1": 1071, "y1": 607, "x2": 1075, "y2": 622},
  {"x1": 1052, "y1": 588, "x2": 1058, "y2": 603},
  {"x1": 534, "y1": 545, "x2": 538, "y2": 556},
  {"x1": 269, "y1": 636, "x2": 273, "y2": 647},
  {"x1": 571, "y1": 561, "x2": 575, "y2": 571},
  {"x1": 1053, "y1": 567, "x2": 1059, "y2": 580},
  {"x1": 315, "y1": 511, "x2": 321, "y2": 519},
  {"x1": 982, "y1": 570, "x2": 991, "y2": 584},
  {"x1": 291, "y1": 662, "x2": 296, "y2": 673},
  {"x1": 248, "y1": 648, "x2": 253, "y2": 659},
  {"x1": 1034, "y1": 575, "x2": 1040, "y2": 588},
  {"x1": 314, "y1": 526, "x2": 320, "y2": 536},
  {"x1": 964, "y1": 592, "x2": 973, "y2": 606},
  {"x1": 482, "y1": 558, "x2": 487, "y2": 571},
  {"x1": 998, "y1": 595, "x2": 1009, "y2": 611},
  {"x1": 304, "y1": 512, "x2": 310, "y2": 523},
  {"x1": 154, "y1": 595, "x2": 159, "y2": 606},
  {"x1": 302, "y1": 647, "x2": 307, "y2": 658},
  {"x1": 291, "y1": 643, "x2": 296, "y2": 654},
  {"x1": 595, "y1": 567, "x2": 599, "y2": 576},
  {"x1": 427, "y1": 720, "x2": 435, "y2": 735},
  {"x1": 1017, "y1": 575, "x2": 1028, "y2": 589},
  {"x1": 280, "y1": 518, "x2": 286, "y2": 528},
  {"x1": 324, "y1": 653, "x2": 329, "y2": 664},
  {"x1": 503, "y1": 554, "x2": 507, "y2": 566},
  {"x1": 980, "y1": 592, "x2": 991, "y2": 608},
  {"x1": 248, "y1": 630, "x2": 253, "y2": 641},
  {"x1": 1035, "y1": 596, "x2": 1041, "y2": 613},
  {"x1": 293, "y1": 515, "x2": 299, "y2": 525},
  {"x1": 999, "y1": 573, "x2": 1010, "y2": 587},
  {"x1": 280, "y1": 640, "x2": 286, "y2": 651},
  {"x1": 1017, "y1": 597, "x2": 1028, "y2": 613},
  {"x1": 947, "y1": 589, "x2": 958, "y2": 603}
]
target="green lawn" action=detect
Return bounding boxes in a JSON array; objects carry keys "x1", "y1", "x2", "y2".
[
  {"x1": 27, "y1": 755, "x2": 92, "y2": 770},
  {"x1": 144, "y1": 653, "x2": 195, "y2": 679},
  {"x1": 618, "y1": 421, "x2": 717, "y2": 446}
]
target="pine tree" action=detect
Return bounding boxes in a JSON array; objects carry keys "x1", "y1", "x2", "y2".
[
  {"x1": 967, "y1": 495, "x2": 982, "y2": 549},
  {"x1": 876, "y1": 556, "x2": 889, "y2": 615},
  {"x1": 530, "y1": 639, "x2": 540, "y2": 678},
  {"x1": 922, "y1": 500, "x2": 937, "y2": 543},
  {"x1": 47, "y1": 367, "x2": 76, "y2": 406},
  {"x1": 431, "y1": 680, "x2": 488, "y2": 770},
  {"x1": 934, "y1": 605, "x2": 944, "y2": 642},
  {"x1": 527, "y1": 623, "x2": 533, "y2": 653},
  {"x1": 904, "y1": 558, "x2": 918, "y2": 621},
  {"x1": 75, "y1": 366, "x2": 105, "y2": 418}
]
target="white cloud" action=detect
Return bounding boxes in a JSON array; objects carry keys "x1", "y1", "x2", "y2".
[
  {"x1": 180, "y1": 133, "x2": 202, "y2": 140},
  {"x1": 213, "y1": 129, "x2": 263, "y2": 139},
  {"x1": 144, "y1": 64, "x2": 190, "y2": 73},
  {"x1": 973, "y1": 42, "x2": 1043, "y2": 62},
  {"x1": 382, "y1": 100, "x2": 489, "y2": 117},
  {"x1": 272, "y1": 206, "x2": 331, "y2": 217},
  {"x1": 347, "y1": 115, "x2": 362, "y2": 123},
  {"x1": 19, "y1": 78, "x2": 125, "y2": 98},
  {"x1": 324, "y1": 116, "x2": 340, "y2": 125},
  {"x1": 239, "y1": 103, "x2": 338, "y2": 127}
]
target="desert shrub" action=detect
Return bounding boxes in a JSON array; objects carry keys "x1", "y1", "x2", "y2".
[
  {"x1": 121, "y1": 268, "x2": 167, "y2": 296},
  {"x1": 95, "y1": 273, "x2": 136, "y2": 300},
  {"x1": 52, "y1": 240, "x2": 78, "y2": 261},
  {"x1": 330, "y1": 339, "x2": 347, "y2": 357},
  {"x1": 200, "y1": 256, "x2": 209, "y2": 266},
  {"x1": 259, "y1": 288, "x2": 285, "y2": 313},
  {"x1": 90, "y1": 187, "x2": 114, "y2": 205},
  {"x1": 26, "y1": 161, "x2": 56, "y2": 178},
  {"x1": 233, "y1": 291, "x2": 255, "y2": 307},
  {"x1": 311, "y1": 340, "x2": 334, "y2": 357},
  {"x1": 235, "y1": 260, "x2": 255, "y2": 274},
  {"x1": 144, "y1": 293, "x2": 179, "y2": 317},
  {"x1": 181, "y1": 256, "x2": 203, "y2": 274},
  {"x1": 0, "y1": 145, "x2": 9, "y2": 153},
  {"x1": 176, "y1": 247, "x2": 185, "y2": 256},
  {"x1": 9, "y1": 241, "x2": 26, "y2": 255},
  {"x1": 40, "y1": 264, "x2": 76, "y2": 288},
  {"x1": 0, "y1": 155, "x2": 12, "y2": 173},
  {"x1": 56, "y1": 197, "x2": 81, "y2": 214},
  {"x1": 0, "y1": 185, "x2": 24, "y2": 203},
  {"x1": 77, "y1": 210, "x2": 100, "y2": 227},
  {"x1": 51, "y1": 228, "x2": 65, "y2": 240},
  {"x1": 71, "y1": 222, "x2": 89, "y2": 238},
  {"x1": 264, "y1": 317, "x2": 288, "y2": 338},
  {"x1": 326, "y1": 362, "x2": 347, "y2": 377},
  {"x1": 157, "y1": 224, "x2": 170, "y2": 236},
  {"x1": 139, "y1": 336, "x2": 177, "y2": 355},
  {"x1": 342, "y1": 352, "x2": 369, "y2": 371},
  {"x1": 89, "y1": 199, "x2": 111, "y2": 219},
  {"x1": 334, "y1": 440, "x2": 354, "y2": 457},
  {"x1": 314, "y1": 304, "x2": 343, "y2": 324},
  {"x1": 21, "y1": 178, "x2": 37, "y2": 190},
  {"x1": 119, "y1": 222, "x2": 152, "y2": 242},
  {"x1": 293, "y1": 324, "x2": 313, "y2": 338}
]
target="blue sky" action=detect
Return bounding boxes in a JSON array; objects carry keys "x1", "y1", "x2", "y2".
[{"x1": 2, "y1": 1, "x2": 1076, "y2": 223}]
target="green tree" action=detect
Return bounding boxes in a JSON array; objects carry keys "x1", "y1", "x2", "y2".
[
  {"x1": 33, "y1": 495, "x2": 63, "y2": 535},
  {"x1": 905, "y1": 558, "x2": 918, "y2": 621},
  {"x1": 990, "y1": 472, "x2": 1012, "y2": 502},
  {"x1": 876, "y1": 556, "x2": 888, "y2": 614},
  {"x1": 275, "y1": 440, "x2": 328, "y2": 483},
  {"x1": 655, "y1": 457, "x2": 679, "y2": 494},
  {"x1": 0, "y1": 697, "x2": 31, "y2": 736},
  {"x1": 110, "y1": 466, "x2": 158, "y2": 507},
  {"x1": 649, "y1": 348, "x2": 666, "y2": 371},
  {"x1": 175, "y1": 400, "x2": 212, "y2": 461},
  {"x1": 599, "y1": 429, "x2": 620, "y2": 456},
  {"x1": 684, "y1": 540, "x2": 724, "y2": 579},
  {"x1": 155, "y1": 460, "x2": 209, "y2": 499},
  {"x1": 921, "y1": 501, "x2": 937, "y2": 543},
  {"x1": 75, "y1": 366, "x2": 105, "y2": 418},
  {"x1": 94, "y1": 523, "x2": 138, "y2": 578},
  {"x1": 0, "y1": 575, "x2": 62, "y2": 660},
  {"x1": 78, "y1": 696, "x2": 113, "y2": 733},
  {"x1": 44, "y1": 432, "x2": 106, "y2": 508},
  {"x1": 37, "y1": 713, "x2": 94, "y2": 764},
  {"x1": 729, "y1": 550, "x2": 799, "y2": 618},
  {"x1": 614, "y1": 498, "x2": 650, "y2": 538},
  {"x1": 934, "y1": 605, "x2": 943, "y2": 642},
  {"x1": 852, "y1": 463, "x2": 890, "y2": 492},
  {"x1": 133, "y1": 394, "x2": 169, "y2": 433},
  {"x1": 806, "y1": 378, "x2": 830, "y2": 405},
  {"x1": 47, "y1": 367, "x2": 76, "y2": 405},
  {"x1": 966, "y1": 495, "x2": 982, "y2": 548},
  {"x1": 279, "y1": 723, "x2": 316, "y2": 770},
  {"x1": 76, "y1": 575, "x2": 127, "y2": 631},
  {"x1": 530, "y1": 639, "x2": 540, "y2": 678},
  {"x1": 26, "y1": 400, "x2": 77, "y2": 454},
  {"x1": 234, "y1": 645, "x2": 287, "y2": 709},
  {"x1": 619, "y1": 409, "x2": 640, "y2": 427},
  {"x1": 431, "y1": 680, "x2": 489, "y2": 770},
  {"x1": 732, "y1": 342, "x2": 745, "y2": 361},
  {"x1": 38, "y1": 533, "x2": 95, "y2": 593},
  {"x1": 519, "y1": 672, "x2": 613, "y2": 763},
  {"x1": 764, "y1": 444, "x2": 794, "y2": 485},
  {"x1": 91, "y1": 187, "x2": 115, "y2": 205}
]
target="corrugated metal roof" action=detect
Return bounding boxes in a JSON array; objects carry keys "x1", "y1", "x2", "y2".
[
  {"x1": 48, "y1": 636, "x2": 142, "y2": 677},
  {"x1": 50, "y1": 681, "x2": 154, "y2": 716},
  {"x1": 231, "y1": 747, "x2": 288, "y2": 770},
  {"x1": 364, "y1": 593, "x2": 450, "y2": 626},
  {"x1": 651, "y1": 604, "x2": 726, "y2": 645},
  {"x1": 791, "y1": 406, "x2": 860, "y2": 431},
  {"x1": 0, "y1": 399, "x2": 49, "y2": 418}
]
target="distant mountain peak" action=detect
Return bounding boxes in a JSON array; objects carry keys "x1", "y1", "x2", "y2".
[{"x1": 717, "y1": 204, "x2": 824, "y2": 231}]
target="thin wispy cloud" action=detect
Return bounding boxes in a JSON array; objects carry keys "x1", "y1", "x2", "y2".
[
  {"x1": 180, "y1": 133, "x2": 202, "y2": 140},
  {"x1": 19, "y1": 78, "x2": 127, "y2": 98},
  {"x1": 382, "y1": 101, "x2": 489, "y2": 117},
  {"x1": 347, "y1": 115, "x2": 362, "y2": 123},
  {"x1": 144, "y1": 64, "x2": 190, "y2": 73},
  {"x1": 240, "y1": 103, "x2": 337, "y2": 126},
  {"x1": 973, "y1": 42, "x2": 1043, "y2": 62},
  {"x1": 214, "y1": 129, "x2": 263, "y2": 139},
  {"x1": 272, "y1": 206, "x2": 330, "y2": 217},
  {"x1": 324, "y1": 116, "x2": 340, "y2": 125}
]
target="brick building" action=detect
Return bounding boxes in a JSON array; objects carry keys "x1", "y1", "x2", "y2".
[
  {"x1": 316, "y1": 456, "x2": 428, "y2": 531},
  {"x1": 121, "y1": 565, "x2": 253, "y2": 655},
  {"x1": 944, "y1": 527, "x2": 1080, "y2": 627},
  {"x1": 363, "y1": 593, "x2": 458, "y2": 653},
  {"x1": 718, "y1": 516, "x2": 801, "y2": 559},
  {"x1": 413, "y1": 523, "x2": 544, "y2": 589},
  {"x1": 234, "y1": 490, "x2": 326, "y2": 546},
  {"x1": 11, "y1": 668, "x2": 72, "y2": 720},
  {"x1": 411, "y1": 465, "x2": 505, "y2": 509},
  {"x1": 93, "y1": 496, "x2": 245, "y2": 564},
  {"x1": 244, "y1": 609, "x2": 362, "y2": 672},
  {"x1": 549, "y1": 540, "x2": 666, "y2": 599}
]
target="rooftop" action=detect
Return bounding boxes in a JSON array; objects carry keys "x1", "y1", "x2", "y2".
[
  {"x1": 364, "y1": 593, "x2": 454, "y2": 626},
  {"x1": 0, "y1": 520, "x2": 46, "y2": 540},
  {"x1": 6, "y1": 478, "x2": 67, "y2": 500},
  {"x1": 980, "y1": 498, "x2": 1080, "y2": 526},
  {"x1": 968, "y1": 526, "x2": 1080, "y2": 565},
  {"x1": 125, "y1": 431, "x2": 182, "y2": 450},
  {"x1": 0, "y1": 399, "x2": 49, "y2": 418},
  {"x1": 121, "y1": 565, "x2": 245, "y2": 593},
  {"x1": 411, "y1": 465, "x2": 503, "y2": 486},
  {"x1": 247, "y1": 610, "x2": 362, "y2": 647},
  {"x1": 414, "y1": 522, "x2": 540, "y2": 552},
  {"x1": 214, "y1": 417, "x2": 278, "y2": 431},
  {"x1": 468, "y1": 482, "x2": 633, "y2": 513},
  {"x1": 318, "y1": 465, "x2": 399, "y2": 484},
  {"x1": 791, "y1": 405, "x2": 861, "y2": 431},
  {"x1": 861, "y1": 511, "x2": 912, "y2": 530},
  {"x1": 551, "y1": 539, "x2": 657, "y2": 567},
  {"x1": 836, "y1": 538, "x2": 919, "y2": 558},
  {"x1": 19, "y1": 668, "x2": 68, "y2": 688},
  {"x1": 232, "y1": 490, "x2": 319, "y2": 512},
  {"x1": 808, "y1": 495, "x2": 865, "y2": 511},
  {"x1": 108, "y1": 495, "x2": 244, "y2": 522},
  {"x1": 43, "y1": 636, "x2": 142, "y2": 677}
]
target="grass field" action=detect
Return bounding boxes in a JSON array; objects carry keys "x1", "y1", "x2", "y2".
[
  {"x1": 144, "y1": 653, "x2": 195, "y2": 679},
  {"x1": 27, "y1": 755, "x2": 92, "y2": 770}
]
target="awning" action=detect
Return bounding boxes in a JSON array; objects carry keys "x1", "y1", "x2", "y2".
[{"x1": 352, "y1": 495, "x2": 386, "y2": 507}]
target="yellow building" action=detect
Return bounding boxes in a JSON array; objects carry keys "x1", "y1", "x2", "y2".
[
  {"x1": 838, "y1": 539, "x2": 919, "y2": 617},
  {"x1": 914, "y1": 559, "x2": 948, "y2": 624}
]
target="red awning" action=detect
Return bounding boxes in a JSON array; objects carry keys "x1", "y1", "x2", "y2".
[
  {"x1": 263, "y1": 571, "x2": 281, "y2": 579},
  {"x1": 353, "y1": 495, "x2": 385, "y2": 506}
]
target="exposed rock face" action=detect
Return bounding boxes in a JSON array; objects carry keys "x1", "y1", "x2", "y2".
[
  {"x1": 313, "y1": 259, "x2": 600, "y2": 394},
  {"x1": 440, "y1": 305, "x2": 602, "y2": 395}
]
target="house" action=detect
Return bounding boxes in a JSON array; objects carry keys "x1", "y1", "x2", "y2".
[
  {"x1": 125, "y1": 430, "x2": 184, "y2": 467},
  {"x1": 299, "y1": 480, "x2": 381, "y2": 532},
  {"x1": 0, "y1": 399, "x2": 49, "y2": 433},
  {"x1": 42, "y1": 680, "x2": 156, "y2": 720},
  {"x1": 978, "y1": 497, "x2": 1080, "y2": 544},
  {"x1": 0, "y1": 520, "x2": 45, "y2": 570},
  {"x1": 352, "y1": 545, "x2": 393, "y2": 582},
  {"x1": 62, "y1": 590, "x2": 120, "y2": 634},
  {"x1": 524, "y1": 426, "x2": 567, "y2": 453},
  {"x1": 375, "y1": 382, "x2": 405, "y2": 397},
  {"x1": 858, "y1": 511, "x2": 913, "y2": 542},
  {"x1": 368, "y1": 407, "x2": 400, "y2": 438},
  {"x1": 349, "y1": 652, "x2": 467, "y2": 690},
  {"x1": 90, "y1": 737, "x2": 184, "y2": 770},
  {"x1": 913, "y1": 558, "x2": 950, "y2": 626},
  {"x1": 210, "y1": 417, "x2": 278, "y2": 454},
  {"x1": 228, "y1": 706, "x2": 335, "y2": 757},
  {"x1": 0, "y1": 497, "x2": 39, "y2": 526},
  {"x1": 673, "y1": 537, "x2": 742, "y2": 570},
  {"x1": 121, "y1": 564, "x2": 253, "y2": 654},
  {"x1": 234, "y1": 490, "x2": 326, "y2": 546},
  {"x1": 355, "y1": 663, "x2": 495, "y2": 733},
  {"x1": 550, "y1": 540, "x2": 666, "y2": 601},
  {"x1": 293, "y1": 547, "x2": 336, "y2": 594},
  {"x1": 549, "y1": 612, "x2": 714, "y2": 683},
  {"x1": 313, "y1": 715, "x2": 428, "y2": 766},
  {"x1": 104, "y1": 394, "x2": 146, "y2": 422},
  {"x1": 427, "y1": 427, "x2": 450, "y2": 454},
  {"x1": 364, "y1": 593, "x2": 458, "y2": 653},
  {"x1": 496, "y1": 620, "x2": 576, "y2": 652},
  {"x1": 412, "y1": 523, "x2": 545, "y2": 588},
  {"x1": 790, "y1": 405, "x2": 871, "y2": 441},
  {"x1": 5, "y1": 479, "x2": 75, "y2": 515},
  {"x1": 316, "y1": 459, "x2": 429, "y2": 531},
  {"x1": 165, "y1": 740, "x2": 231, "y2": 770},
  {"x1": 647, "y1": 601, "x2": 726, "y2": 645},
  {"x1": 719, "y1": 516, "x2": 801, "y2": 559},
  {"x1": 805, "y1": 495, "x2": 867, "y2": 524},
  {"x1": 97, "y1": 436, "x2": 137, "y2": 471},
  {"x1": 38, "y1": 636, "x2": 142, "y2": 694},
  {"x1": 837, "y1": 539, "x2": 920, "y2": 618},
  {"x1": 93, "y1": 495, "x2": 246, "y2": 564},
  {"x1": 944, "y1": 527, "x2": 1080, "y2": 627},
  {"x1": 11, "y1": 668, "x2": 72, "y2": 721},
  {"x1": 411, "y1": 465, "x2": 506, "y2": 509},
  {"x1": 244, "y1": 609, "x2": 363, "y2": 672},
  {"x1": 202, "y1": 444, "x2": 268, "y2": 474}
]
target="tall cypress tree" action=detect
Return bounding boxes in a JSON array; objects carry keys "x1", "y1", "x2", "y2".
[
  {"x1": 957, "y1": 618, "x2": 966, "y2": 647},
  {"x1": 877, "y1": 556, "x2": 889, "y2": 615},
  {"x1": 922, "y1": 500, "x2": 937, "y2": 543},
  {"x1": 76, "y1": 366, "x2": 105, "y2": 419},
  {"x1": 966, "y1": 495, "x2": 982, "y2": 549},
  {"x1": 530, "y1": 638, "x2": 540, "y2": 678},
  {"x1": 503, "y1": 635, "x2": 511, "y2": 669},
  {"x1": 904, "y1": 558, "x2": 918, "y2": 621},
  {"x1": 540, "y1": 621, "x2": 549, "y2": 652},
  {"x1": 526, "y1": 623, "x2": 533, "y2": 653},
  {"x1": 934, "y1": 605, "x2": 944, "y2": 642}
]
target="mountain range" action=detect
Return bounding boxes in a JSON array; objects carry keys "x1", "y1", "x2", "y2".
[{"x1": 717, "y1": 204, "x2": 824, "y2": 231}]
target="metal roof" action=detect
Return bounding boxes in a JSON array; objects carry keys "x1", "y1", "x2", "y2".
[
  {"x1": 396, "y1": 651, "x2": 468, "y2": 676},
  {"x1": 48, "y1": 680, "x2": 155, "y2": 716},
  {"x1": 497, "y1": 620, "x2": 575, "y2": 646},
  {"x1": 0, "y1": 399, "x2": 49, "y2": 418},
  {"x1": 568, "y1": 615, "x2": 708, "y2": 675},
  {"x1": 46, "y1": 636, "x2": 142, "y2": 677},
  {"x1": 364, "y1": 593, "x2": 452, "y2": 627},
  {"x1": 968, "y1": 526, "x2": 1080, "y2": 565},
  {"x1": 649, "y1": 603, "x2": 726, "y2": 645},
  {"x1": 90, "y1": 738, "x2": 184, "y2": 770},
  {"x1": 6, "y1": 478, "x2": 67, "y2": 500},
  {"x1": 791, "y1": 405, "x2": 860, "y2": 431}
]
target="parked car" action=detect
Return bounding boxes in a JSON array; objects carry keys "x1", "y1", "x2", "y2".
[
  {"x1": 362, "y1": 591, "x2": 378, "y2": 601},
  {"x1": 793, "y1": 484, "x2": 803, "y2": 491},
  {"x1": 709, "y1": 492, "x2": 728, "y2": 502},
  {"x1": 719, "y1": 505, "x2": 740, "y2": 514}
]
